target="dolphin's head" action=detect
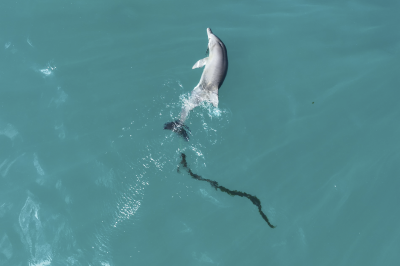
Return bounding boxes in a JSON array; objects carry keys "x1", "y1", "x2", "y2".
[
  {"x1": 206, "y1": 28, "x2": 219, "y2": 53},
  {"x1": 207, "y1": 28, "x2": 213, "y2": 37}
]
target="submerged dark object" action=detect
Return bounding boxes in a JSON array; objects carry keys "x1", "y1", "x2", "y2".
[
  {"x1": 178, "y1": 153, "x2": 276, "y2": 228},
  {"x1": 164, "y1": 120, "x2": 191, "y2": 141}
]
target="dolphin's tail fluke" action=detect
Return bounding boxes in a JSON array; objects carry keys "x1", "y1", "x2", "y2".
[{"x1": 164, "y1": 120, "x2": 191, "y2": 141}]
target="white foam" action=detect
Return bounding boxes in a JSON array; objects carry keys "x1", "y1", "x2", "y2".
[
  {"x1": 27, "y1": 37, "x2": 34, "y2": 47},
  {"x1": 19, "y1": 197, "x2": 53, "y2": 266},
  {"x1": 55, "y1": 87, "x2": 68, "y2": 105},
  {"x1": 19, "y1": 197, "x2": 40, "y2": 244},
  {"x1": 39, "y1": 62, "x2": 56, "y2": 77},
  {"x1": 0, "y1": 233, "x2": 13, "y2": 259},
  {"x1": 0, "y1": 202, "x2": 13, "y2": 217},
  {"x1": 40, "y1": 69, "x2": 52, "y2": 76},
  {"x1": 1, "y1": 153, "x2": 25, "y2": 177},
  {"x1": 0, "y1": 123, "x2": 19, "y2": 140},
  {"x1": 33, "y1": 153, "x2": 45, "y2": 176},
  {"x1": 1, "y1": 159, "x2": 15, "y2": 177},
  {"x1": 65, "y1": 195, "x2": 72, "y2": 204},
  {"x1": 48, "y1": 87, "x2": 68, "y2": 108},
  {"x1": 55, "y1": 180, "x2": 62, "y2": 189},
  {"x1": 29, "y1": 257, "x2": 52, "y2": 266},
  {"x1": 55, "y1": 123, "x2": 65, "y2": 140}
]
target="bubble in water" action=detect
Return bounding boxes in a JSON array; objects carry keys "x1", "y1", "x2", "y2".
[
  {"x1": 40, "y1": 69, "x2": 52, "y2": 76},
  {"x1": 39, "y1": 62, "x2": 57, "y2": 77}
]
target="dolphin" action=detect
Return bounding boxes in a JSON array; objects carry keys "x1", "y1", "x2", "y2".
[{"x1": 164, "y1": 28, "x2": 228, "y2": 141}]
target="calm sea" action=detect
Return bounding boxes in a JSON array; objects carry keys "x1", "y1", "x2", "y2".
[{"x1": 1, "y1": 0, "x2": 399, "y2": 265}]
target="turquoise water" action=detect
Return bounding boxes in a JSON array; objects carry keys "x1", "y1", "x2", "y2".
[{"x1": 1, "y1": 0, "x2": 400, "y2": 265}]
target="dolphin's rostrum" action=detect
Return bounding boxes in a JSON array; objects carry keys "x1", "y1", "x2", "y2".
[{"x1": 164, "y1": 28, "x2": 228, "y2": 140}]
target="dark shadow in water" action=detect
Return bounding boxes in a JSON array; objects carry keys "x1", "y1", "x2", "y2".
[{"x1": 178, "y1": 153, "x2": 276, "y2": 228}]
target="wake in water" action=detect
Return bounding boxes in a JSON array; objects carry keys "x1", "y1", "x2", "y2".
[{"x1": 162, "y1": 80, "x2": 230, "y2": 143}]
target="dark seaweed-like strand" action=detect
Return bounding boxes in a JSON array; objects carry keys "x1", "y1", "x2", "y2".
[{"x1": 179, "y1": 153, "x2": 276, "y2": 228}]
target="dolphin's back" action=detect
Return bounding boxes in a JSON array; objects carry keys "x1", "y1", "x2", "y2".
[{"x1": 201, "y1": 37, "x2": 228, "y2": 90}]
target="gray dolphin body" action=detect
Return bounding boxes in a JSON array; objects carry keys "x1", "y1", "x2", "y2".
[{"x1": 164, "y1": 28, "x2": 228, "y2": 140}]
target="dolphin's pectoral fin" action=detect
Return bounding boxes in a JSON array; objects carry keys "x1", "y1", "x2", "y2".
[
  {"x1": 192, "y1": 58, "x2": 208, "y2": 69},
  {"x1": 208, "y1": 91, "x2": 219, "y2": 108}
]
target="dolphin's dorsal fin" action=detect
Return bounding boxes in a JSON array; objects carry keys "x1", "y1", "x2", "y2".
[{"x1": 192, "y1": 58, "x2": 208, "y2": 69}]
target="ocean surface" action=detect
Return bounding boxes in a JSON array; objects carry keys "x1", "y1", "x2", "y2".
[{"x1": 1, "y1": 0, "x2": 400, "y2": 265}]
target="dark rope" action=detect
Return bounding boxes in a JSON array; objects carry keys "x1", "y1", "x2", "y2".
[{"x1": 178, "y1": 153, "x2": 276, "y2": 228}]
